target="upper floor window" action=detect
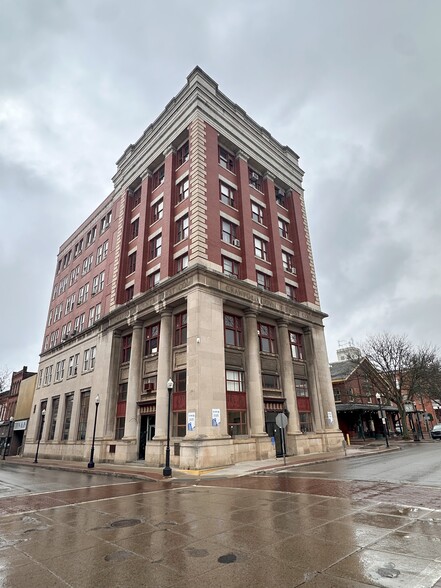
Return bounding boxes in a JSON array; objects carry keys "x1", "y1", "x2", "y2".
[
  {"x1": 151, "y1": 198, "x2": 163, "y2": 223},
  {"x1": 83, "y1": 347, "x2": 96, "y2": 372},
  {"x1": 262, "y1": 373, "x2": 280, "y2": 390},
  {"x1": 221, "y1": 219, "x2": 238, "y2": 245},
  {"x1": 149, "y1": 235, "x2": 162, "y2": 260},
  {"x1": 130, "y1": 186, "x2": 141, "y2": 209},
  {"x1": 128, "y1": 251, "x2": 137, "y2": 275},
  {"x1": 121, "y1": 334, "x2": 132, "y2": 363},
  {"x1": 125, "y1": 285, "x2": 134, "y2": 302},
  {"x1": 226, "y1": 370, "x2": 244, "y2": 392},
  {"x1": 286, "y1": 284, "x2": 297, "y2": 301},
  {"x1": 220, "y1": 182, "x2": 236, "y2": 208},
  {"x1": 224, "y1": 313, "x2": 243, "y2": 347},
  {"x1": 222, "y1": 256, "x2": 240, "y2": 278},
  {"x1": 145, "y1": 323, "x2": 160, "y2": 355},
  {"x1": 174, "y1": 312, "x2": 187, "y2": 346},
  {"x1": 249, "y1": 169, "x2": 263, "y2": 191},
  {"x1": 251, "y1": 202, "x2": 264, "y2": 224},
  {"x1": 152, "y1": 165, "x2": 165, "y2": 190},
  {"x1": 289, "y1": 332, "x2": 304, "y2": 360},
  {"x1": 219, "y1": 146, "x2": 235, "y2": 173},
  {"x1": 100, "y1": 211, "x2": 112, "y2": 234},
  {"x1": 82, "y1": 254, "x2": 93, "y2": 275},
  {"x1": 96, "y1": 241, "x2": 108, "y2": 264},
  {"x1": 86, "y1": 226, "x2": 97, "y2": 246},
  {"x1": 148, "y1": 270, "x2": 160, "y2": 288},
  {"x1": 175, "y1": 253, "x2": 188, "y2": 273},
  {"x1": 69, "y1": 265, "x2": 80, "y2": 286},
  {"x1": 295, "y1": 379, "x2": 309, "y2": 397},
  {"x1": 258, "y1": 323, "x2": 276, "y2": 353},
  {"x1": 67, "y1": 354, "x2": 79, "y2": 377},
  {"x1": 176, "y1": 215, "x2": 189, "y2": 242},
  {"x1": 177, "y1": 141, "x2": 189, "y2": 167},
  {"x1": 282, "y1": 251, "x2": 295, "y2": 273},
  {"x1": 55, "y1": 360, "x2": 65, "y2": 382},
  {"x1": 176, "y1": 178, "x2": 189, "y2": 204},
  {"x1": 130, "y1": 218, "x2": 139, "y2": 240},
  {"x1": 256, "y1": 271, "x2": 270, "y2": 290},
  {"x1": 275, "y1": 188, "x2": 287, "y2": 208},
  {"x1": 74, "y1": 239, "x2": 83, "y2": 258},
  {"x1": 254, "y1": 236, "x2": 268, "y2": 261},
  {"x1": 278, "y1": 218, "x2": 289, "y2": 239},
  {"x1": 334, "y1": 388, "x2": 341, "y2": 403}
]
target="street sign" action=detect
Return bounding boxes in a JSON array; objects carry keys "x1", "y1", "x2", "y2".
[{"x1": 276, "y1": 413, "x2": 288, "y2": 429}]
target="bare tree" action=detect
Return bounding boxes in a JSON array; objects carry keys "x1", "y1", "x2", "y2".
[
  {"x1": 0, "y1": 366, "x2": 11, "y2": 394},
  {"x1": 359, "y1": 333, "x2": 441, "y2": 438}
]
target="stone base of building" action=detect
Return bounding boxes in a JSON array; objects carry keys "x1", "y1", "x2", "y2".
[{"x1": 286, "y1": 429, "x2": 344, "y2": 456}]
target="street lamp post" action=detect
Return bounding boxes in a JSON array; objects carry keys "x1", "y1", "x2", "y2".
[
  {"x1": 163, "y1": 379, "x2": 174, "y2": 478},
  {"x1": 88, "y1": 395, "x2": 100, "y2": 469},
  {"x1": 2, "y1": 417, "x2": 14, "y2": 460},
  {"x1": 33, "y1": 410, "x2": 46, "y2": 463},
  {"x1": 375, "y1": 393, "x2": 389, "y2": 448}
]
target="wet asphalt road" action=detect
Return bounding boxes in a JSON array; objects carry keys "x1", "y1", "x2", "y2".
[{"x1": 0, "y1": 450, "x2": 441, "y2": 587}]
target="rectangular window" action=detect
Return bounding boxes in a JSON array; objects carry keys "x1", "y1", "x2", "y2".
[
  {"x1": 224, "y1": 313, "x2": 243, "y2": 347},
  {"x1": 77, "y1": 390, "x2": 90, "y2": 441},
  {"x1": 295, "y1": 379, "x2": 309, "y2": 397},
  {"x1": 152, "y1": 165, "x2": 165, "y2": 190},
  {"x1": 128, "y1": 251, "x2": 137, "y2": 275},
  {"x1": 125, "y1": 285, "x2": 134, "y2": 301},
  {"x1": 220, "y1": 182, "x2": 236, "y2": 208},
  {"x1": 282, "y1": 251, "x2": 295, "y2": 273},
  {"x1": 249, "y1": 168, "x2": 263, "y2": 191},
  {"x1": 256, "y1": 271, "x2": 270, "y2": 290},
  {"x1": 130, "y1": 218, "x2": 139, "y2": 240},
  {"x1": 148, "y1": 271, "x2": 160, "y2": 288},
  {"x1": 275, "y1": 188, "x2": 287, "y2": 207},
  {"x1": 289, "y1": 332, "x2": 304, "y2": 359},
  {"x1": 149, "y1": 235, "x2": 162, "y2": 259},
  {"x1": 88, "y1": 306, "x2": 95, "y2": 327},
  {"x1": 177, "y1": 141, "x2": 189, "y2": 166},
  {"x1": 68, "y1": 354, "x2": 79, "y2": 377},
  {"x1": 176, "y1": 178, "x2": 189, "y2": 204},
  {"x1": 83, "y1": 349, "x2": 90, "y2": 372},
  {"x1": 95, "y1": 303, "x2": 101, "y2": 321},
  {"x1": 175, "y1": 253, "x2": 188, "y2": 273},
  {"x1": 115, "y1": 383, "x2": 127, "y2": 440},
  {"x1": 286, "y1": 284, "x2": 297, "y2": 301},
  {"x1": 151, "y1": 198, "x2": 163, "y2": 223},
  {"x1": 96, "y1": 241, "x2": 109, "y2": 264},
  {"x1": 145, "y1": 323, "x2": 160, "y2": 355},
  {"x1": 262, "y1": 373, "x2": 279, "y2": 390},
  {"x1": 174, "y1": 312, "x2": 187, "y2": 346},
  {"x1": 251, "y1": 202, "x2": 264, "y2": 224},
  {"x1": 98, "y1": 271, "x2": 105, "y2": 292},
  {"x1": 131, "y1": 186, "x2": 141, "y2": 209},
  {"x1": 258, "y1": 323, "x2": 276, "y2": 353},
  {"x1": 226, "y1": 370, "x2": 244, "y2": 392},
  {"x1": 278, "y1": 218, "x2": 289, "y2": 239},
  {"x1": 176, "y1": 215, "x2": 189, "y2": 242},
  {"x1": 100, "y1": 211, "x2": 112, "y2": 233},
  {"x1": 62, "y1": 393, "x2": 74, "y2": 441},
  {"x1": 121, "y1": 334, "x2": 132, "y2": 363},
  {"x1": 82, "y1": 254, "x2": 93, "y2": 275},
  {"x1": 48, "y1": 397, "x2": 59, "y2": 441},
  {"x1": 222, "y1": 256, "x2": 240, "y2": 278},
  {"x1": 299, "y1": 412, "x2": 313, "y2": 433},
  {"x1": 219, "y1": 146, "x2": 235, "y2": 173},
  {"x1": 86, "y1": 226, "x2": 97, "y2": 246},
  {"x1": 55, "y1": 360, "x2": 65, "y2": 382},
  {"x1": 227, "y1": 411, "x2": 247, "y2": 436},
  {"x1": 173, "y1": 411, "x2": 186, "y2": 438},
  {"x1": 254, "y1": 236, "x2": 268, "y2": 261},
  {"x1": 77, "y1": 283, "x2": 89, "y2": 305},
  {"x1": 221, "y1": 219, "x2": 238, "y2": 245}
]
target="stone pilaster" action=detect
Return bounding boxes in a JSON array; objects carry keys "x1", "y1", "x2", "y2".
[
  {"x1": 153, "y1": 310, "x2": 173, "y2": 439},
  {"x1": 244, "y1": 310, "x2": 266, "y2": 436},
  {"x1": 123, "y1": 322, "x2": 143, "y2": 440},
  {"x1": 277, "y1": 320, "x2": 301, "y2": 434}
]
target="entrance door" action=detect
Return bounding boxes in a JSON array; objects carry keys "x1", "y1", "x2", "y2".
[
  {"x1": 265, "y1": 412, "x2": 284, "y2": 458},
  {"x1": 139, "y1": 415, "x2": 156, "y2": 460}
]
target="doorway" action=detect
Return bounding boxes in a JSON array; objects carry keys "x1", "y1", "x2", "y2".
[
  {"x1": 139, "y1": 415, "x2": 156, "y2": 460},
  {"x1": 265, "y1": 411, "x2": 284, "y2": 458}
]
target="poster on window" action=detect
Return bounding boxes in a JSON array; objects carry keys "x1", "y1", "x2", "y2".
[
  {"x1": 187, "y1": 412, "x2": 196, "y2": 431},
  {"x1": 212, "y1": 409, "x2": 221, "y2": 427},
  {"x1": 327, "y1": 411, "x2": 333, "y2": 424}
]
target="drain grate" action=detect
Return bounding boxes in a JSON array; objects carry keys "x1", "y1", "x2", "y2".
[{"x1": 110, "y1": 519, "x2": 142, "y2": 528}]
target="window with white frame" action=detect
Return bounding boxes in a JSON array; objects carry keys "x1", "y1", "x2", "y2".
[
  {"x1": 251, "y1": 202, "x2": 264, "y2": 224},
  {"x1": 86, "y1": 226, "x2": 97, "y2": 246},
  {"x1": 55, "y1": 360, "x2": 65, "y2": 382},
  {"x1": 151, "y1": 198, "x2": 163, "y2": 223},
  {"x1": 254, "y1": 236, "x2": 268, "y2": 260},
  {"x1": 282, "y1": 251, "x2": 295, "y2": 273},
  {"x1": 149, "y1": 235, "x2": 162, "y2": 259},
  {"x1": 68, "y1": 354, "x2": 79, "y2": 377},
  {"x1": 77, "y1": 283, "x2": 89, "y2": 305},
  {"x1": 220, "y1": 182, "x2": 236, "y2": 208},
  {"x1": 100, "y1": 211, "x2": 112, "y2": 234},
  {"x1": 176, "y1": 178, "x2": 189, "y2": 204},
  {"x1": 96, "y1": 240, "x2": 108, "y2": 264},
  {"x1": 226, "y1": 370, "x2": 244, "y2": 392},
  {"x1": 221, "y1": 219, "x2": 238, "y2": 244},
  {"x1": 175, "y1": 253, "x2": 188, "y2": 273}
]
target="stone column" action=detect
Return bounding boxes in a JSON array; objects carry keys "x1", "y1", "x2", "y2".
[
  {"x1": 244, "y1": 309, "x2": 266, "y2": 436},
  {"x1": 309, "y1": 325, "x2": 339, "y2": 430},
  {"x1": 303, "y1": 327, "x2": 326, "y2": 432},
  {"x1": 154, "y1": 310, "x2": 173, "y2": 439},
  {"x1": 277, "y1": 320, "x2": 300, "y2": 433},
  {"x1": 102, "y1": 330, "x2": 122, "y2": 438},
  {"x1": 123, "y1": 322, "x2": 143, "y2": 440}
]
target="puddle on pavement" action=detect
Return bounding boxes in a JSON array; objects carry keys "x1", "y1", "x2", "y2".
[
  {"x1": 377, "y1": 563, "x2": 400, "y2": 578},
  {"x1": 218, "y1": 553, "x2": 237, "y2": 564},
  {"x1": 104, "y1": 551, "x2": 133, "y2": 562},
  {"x1": 110, "y1": 519, "x2": 142, "y2": 528},
  {"x1": 185, "y1": 547, "x2": 209, "y2": 558}
]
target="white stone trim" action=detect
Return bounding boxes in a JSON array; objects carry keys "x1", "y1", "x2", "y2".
[
  {"x1": 150, "y1": 192, "x2": 164, "y2": 207},
  {"x1": 218, "y1": 174, "x2": 238, "y2": 190},
  {"x1": 175, "y1": 170, "x2": 189, "y2": 185},
  {"x1": 220, "y1": 211, "x2": 241, "y2": 225},
  {"x1": 220, "y1": 248, "x2": 242, "y2": 262},
  {"x1": 174, "y1": 207, "x2": 189, "y2": 222}
]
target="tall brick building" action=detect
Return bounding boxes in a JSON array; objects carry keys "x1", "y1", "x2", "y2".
[{"x1": 25, "y1": 68, "x2": 341, "y2": 468}]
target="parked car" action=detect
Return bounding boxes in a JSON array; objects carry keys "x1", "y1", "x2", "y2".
[
  {"x1": 430, "y1": 424, "x2": 441, "y2": 440},
  {"x1": 395, "y1": 424, "x2": 403, "y2": 434}
]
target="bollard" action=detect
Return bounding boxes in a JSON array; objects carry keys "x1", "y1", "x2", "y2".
[{"x1": 346, "y1": 433, "x2": 351, "y2": 446}]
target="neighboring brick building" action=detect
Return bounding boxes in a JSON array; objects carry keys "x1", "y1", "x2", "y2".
[{"x1": 25, "y1": 67, "x2": 341, "y2": 469}]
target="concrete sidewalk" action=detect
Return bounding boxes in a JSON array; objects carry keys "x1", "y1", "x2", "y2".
[{"x1": 3, "y1": 440, "x2": 400, "y2": 482}]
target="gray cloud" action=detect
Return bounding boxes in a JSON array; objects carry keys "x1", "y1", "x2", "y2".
[{"x1": 1, "y1": 0, "x2": 440, "y2": 373}]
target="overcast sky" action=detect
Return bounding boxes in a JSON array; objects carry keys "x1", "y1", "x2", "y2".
[{"x1": 1, "y1": 0, "x2": 440, "y2": 376}]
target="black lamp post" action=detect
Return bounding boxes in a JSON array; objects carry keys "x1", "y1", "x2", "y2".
[
  {"x1": 163, "y1": 378, "x2": 174, "y2": 477},
  {"x1": 2, "y1": 417, "x2": 14, "y2": 460},
  {"x1": 33, "y1": 410, "x2": 46, "y2": 463},
  {"x1": 375, "y1": 393, "x2": 389, "y2": 448},
  {"x1": 88, "y1": 395, "x2": 100, "y2": 469}
]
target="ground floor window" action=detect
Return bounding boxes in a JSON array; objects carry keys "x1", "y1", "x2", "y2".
[
  {"x1": 115, "y1": 417, "x2": 125, "y2": 440},
  {"x1": 227, "y1": 411, "x2": 248, "y2": 436},
  {"x1": 173, "y1": 411, "x2": 186, "y2": 437},
  {"x1": 62, "y1": 394, "x2": 74, "y2": 441},
  {"x1": 115, "y1": 383, "x2": 127, "y2": 440},
  {"x1": 299, "y1": 412, "x2": 313, "y2": 433}
]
